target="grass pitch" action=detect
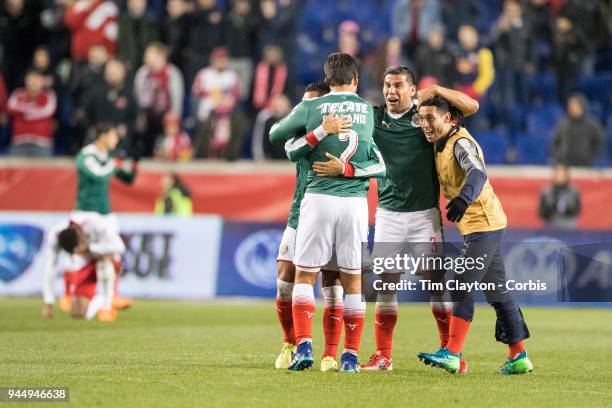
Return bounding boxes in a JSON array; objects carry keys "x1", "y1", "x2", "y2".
[{"x1": 1, "y1": 298, "x2": 611, "y2": 407}]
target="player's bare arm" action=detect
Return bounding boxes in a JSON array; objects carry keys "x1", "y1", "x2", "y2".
[{"x1": 417, "y1": 85, "x2": 479, "y2": 117}]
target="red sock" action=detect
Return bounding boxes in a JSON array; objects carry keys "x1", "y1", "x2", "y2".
[
  {"x1": 446, "y1": 315, "x2": 472, "y2": 355},
  {"x1": 63, "y1": 271, "x2": 73, "y2": 296},
  {"x1": 292, "y1": 284, "x2": 315, "y2": 344},
  {"x1": 508, "y1": 341, "x2": 525, "y2": 358},
  {"x1": 343, "y1": 294, "x2": 365, "y2": 353},
  {"x1": 375, "y1": 306, "x2": 397, "y2": 359},
  {"x1": 431, "y1": 306, "x2": 452, "y2": 348},
  {"x1": 323, "y1": 306, "x2": 343, "y2": 358},
  {"x1": 276, "y1": 299, "x2": 295, "y2": 344}
]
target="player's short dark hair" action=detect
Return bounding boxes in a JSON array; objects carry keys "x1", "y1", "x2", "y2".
[
  {"x1": 58, "y1": 227, "x2": 79, "y2": 254},
  {"x1": 419, "y1": 95, "x2": 452, "y2": 114},
  {"x1": 94, "y1": 122, "x2": 117, "y2": 139},
  {"x1": 323, "y1": 52, "x2": 359, "y2": 87},
  {"x1": 305, "y1": 80, "x2": 330, "y2": 96},
  {"x1": 383, "y1": 66, "x2": 416, "y2": 85}
]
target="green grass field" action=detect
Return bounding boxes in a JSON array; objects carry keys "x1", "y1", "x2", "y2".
[{"x1": 1, "y1": 298, "x2": 611, "y2": 407}]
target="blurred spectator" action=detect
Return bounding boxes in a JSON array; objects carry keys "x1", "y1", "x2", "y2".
[
  {"x1": 0, "y1": 0, "x2": 42, "y2": 91},
  {"x1": 252, "y1": 45, "x2": 287, "y2": 112},
  {"x1": 258, "y1": 0, "x2": 301, "y2": 94},
  {"x1": 32, "y1": 47, "x2": 56, "y2": 89},
  {"x1": 492, "y1": 0, "x2": 532, "y2": 133},
  {"x1": 559, "y1": 0, "x2": 609, "y2": 75},
  {"x1": 134, "y1": 42, "x2": 184, "y2": 157},
  {"x1": 454, "y1": 24, "x2": 495, "y2": 100},
  {"x1": 441, "y1": 0, "x2": 480, "y2": 43},
  {"x1": 337, "y1": 20, "x2": 361, "y2": 58},
  {"x1": 414, "y1": 25, "x2": 456, "y2": 88},
  {"x1": 360, "y1": 37, "x2": 407, "y2": 103},
  {"x1": 392, "y1": 0, "x2": 441, "y2": 55},
  {"x1": 70, "y1": 44, "x2": 109, "y2": 150},
  {"x1": 524, "y1": 0, "x2": 553, "y2": 72},
  {"x1": 551, "y1": 93, "x2": 604, "y2": 167},
  {"x1": 539, "y1": 164, "x2": 581, "y2": 229},
  {"x1": 552, "y1": 16, "x2": 591, "y2": 103},
  {"x1": 63, "y1": 0, "x2": 119, "y2": 61},
  {"x1": 40, "y1": 0, "x2": 72, "y2": 62},
  {"x1": 85, "y1": 59, "x2": 137, "y2": 145},
  {"x1": 155, "y1": 173, "x2": 193, "y2": 216},
  {"x1": 251, "y1": 93, "x2": 291, "y2": 160},
  {"x1": 192, "y1": 47, "x2": 245, "y2": 160},
  {"x1": 154, "y1": 112, "x2": 192, "y2": 161},
  {"x1": 224, "y1": 0, "x2": 258, "y2": 101},
  {"x1": 8, "y1": 69, "x2": 57, "y2": 157},
  {"x1": 118, "y1": 0, "x2": 160, "y2": 71},
  {"x1": 185, "y1": 0, "x2": 224, "y2": 84},
  {"x1": 162, "y1": 0, "x2": 191, "y2": 71}
]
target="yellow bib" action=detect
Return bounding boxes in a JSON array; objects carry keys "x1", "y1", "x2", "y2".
[{"x1": 434, "y1": 127, "x2": 507, "y2": 235}]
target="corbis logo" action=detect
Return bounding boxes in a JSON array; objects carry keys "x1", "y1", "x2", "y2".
[
  {"x1": 0, "y1": 225, "x2": 44, "y2": 283},
  {"x1": 234, "y1": 229, "x2": 283, "y2": 289}
]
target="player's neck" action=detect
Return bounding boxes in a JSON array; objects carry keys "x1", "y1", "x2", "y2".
[
  {"x1": 94, "y1": 141, "x2": 108, "y2": 153},
  {"x1": 329, "y1": 85, "x2": 356, "y2": 94}
]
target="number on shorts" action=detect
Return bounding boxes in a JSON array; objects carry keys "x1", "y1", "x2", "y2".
[{"x1": 430, "y1": 236, "x2": 438, "y2": 254}]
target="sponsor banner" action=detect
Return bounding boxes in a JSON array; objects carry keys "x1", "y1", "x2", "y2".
[
  {"x1": 2, "y1": 166, "x2": 612, "y2": 229},
  {"x1": 0, "y1": 212, "x2": 222, "y2": 299},
  {"x1": 217, "y1": 222, "x2": 612, "y2": 304},
  {"x1": 217, "y1": 222, "x2": 285, "y2": 297}
]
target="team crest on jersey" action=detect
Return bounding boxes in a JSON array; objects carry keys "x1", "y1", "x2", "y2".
[
  {"x1": 280, "y1": 244, "x2": 289, "y2": 255},
  {"x1": 0, "y1": 224, "x2": 44, "y2": 282}
]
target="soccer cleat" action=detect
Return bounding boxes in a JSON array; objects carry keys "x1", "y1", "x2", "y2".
[
  {"x1": 275, "y1": 342, "x2": 295, "y2": 369},
  {"x1": 359, "y1": 351, "x2": 393, "y2": 371},
  {"x1": 418, "y1": 348, "x2": 461, "y2": 373},
  {"x1": 340, "y1": 352, "x2": 359, "y2": 373},
  {"x1": 97, "y1": 309, "x2": 117, "y2": 322},
  {"x1": 320, "y1": 356, "x2": 338, "y2": 372},
  {"x1": 59, "y1": 295, "x2": 71, "y2": 312},
  {"x1": 112, "y1": 296, "x2": 133, "y2": 310},
  {"x1": 499, "y1": 351, "x2": 533, "y2": 375},
  {"x1": 288, "y1": 341, "x2": 314, "y2": 371}
]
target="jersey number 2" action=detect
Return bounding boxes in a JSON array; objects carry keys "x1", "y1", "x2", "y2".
[{"x1": 338, "y1": 130, "x2": 358, "y2": 162}]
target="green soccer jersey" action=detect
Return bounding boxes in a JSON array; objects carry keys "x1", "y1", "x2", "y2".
[
  {"x1": 75, "y1": 144, "x2": 137, "y2": 214},
  {"x1": 270, "y1": 91, "x2": 385, "y2": 198},
  {"x1": 373, "y1": 105, "x2": 439, "y2": 212},
  {"x1": 287, "y1": 158, "x2": 310, "y2": 230}
]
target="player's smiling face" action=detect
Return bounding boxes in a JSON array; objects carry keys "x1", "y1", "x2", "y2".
[
  {"x1": 383, "y1": 74, "x2": 416, "y2": 114},
  {"x1": 417, "y1": 106, "x2": 451, "y2": 143}
]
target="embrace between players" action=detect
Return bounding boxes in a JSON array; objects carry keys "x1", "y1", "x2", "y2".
[{"x1": 268, "y1": 52, "x2": 533, "y2": 375}]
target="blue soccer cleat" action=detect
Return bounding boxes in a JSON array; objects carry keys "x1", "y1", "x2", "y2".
[
  {"x1": 288, "y1": 341, "x2": 314, "y2": 371},
  {"x1": 340, "y1": 352, "x2": 360, "y2": 373},
  {"x1": 418, "y1": 348, "x2": 461, "y2": 373}
]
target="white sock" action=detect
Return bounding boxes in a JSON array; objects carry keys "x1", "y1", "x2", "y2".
[
  {"x1": 96, "y1": 258, "x2": 116, "y2": 311},
  {"x1": 277, "y1": 279, "x2": 294, "y2": 302},
  {"x1": 85, "y1": 295, "x2": 103, "y2": 320},
  {"x1": 322, "y1": 285, "x2": 343, "y2": 307},
  {"x1": 292, "y1": 283, "x2": 314, "y2": 304}
]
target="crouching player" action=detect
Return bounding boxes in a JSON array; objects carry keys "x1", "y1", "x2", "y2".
[
  {"x1": 42, "y1": 213, "x2": 126, "y2": 322},
  {"x1": 274, "y1": 81, "x2": 352, "y2": 371},
  {"x1": 416, "y1": 96, "x2": 533, "y2": 375}
]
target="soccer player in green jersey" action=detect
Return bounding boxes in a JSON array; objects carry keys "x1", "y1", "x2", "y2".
[
  {"x1": 72, "y1": 123, "x2": 138, "y2": 318},
  {"x1": 274, "y1": 81, "x2": 354, "y2": 372},
  {"x1": 269, "y1": 53, "x2": 386, "y2": 372}
]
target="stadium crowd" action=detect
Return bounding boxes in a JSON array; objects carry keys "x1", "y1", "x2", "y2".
[{"x1": 0, "y1": 0, "x2": 610, "y2": 164}]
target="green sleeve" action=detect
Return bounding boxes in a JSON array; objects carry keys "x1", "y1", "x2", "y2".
[
  {"x1": 269, "y1": 101, "x2": 309, "y2": 146},
  {"x1": 114, "y1": 166, "x2": 137, "y2": 184},
  {"x1": 347, "y1": 142, "x2": 386, "y2": 179},
  {"x1": 76, "y1": 152, "x2": 115, "y2": 179},
  {"x1": 284, "y1": 134, "x2": 312, "y2": 161}
]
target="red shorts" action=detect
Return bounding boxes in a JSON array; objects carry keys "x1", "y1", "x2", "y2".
[{"x1": 71, "y1": 261, "x2": 97, "y2": 300}]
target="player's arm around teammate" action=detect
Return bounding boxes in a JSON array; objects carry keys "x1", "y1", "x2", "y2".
[{"x1": 415, "y1": 96, "x2": 533, "y2": 375}]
